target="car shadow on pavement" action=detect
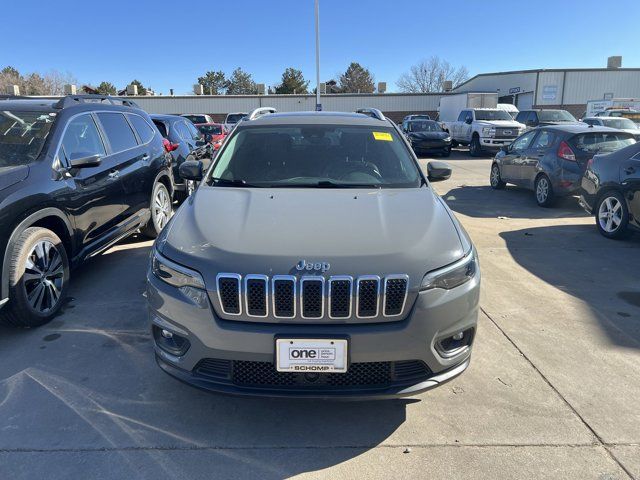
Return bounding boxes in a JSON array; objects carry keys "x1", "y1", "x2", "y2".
[
  {"x1": 500, "y1": 224, "x2": 640, "y2": 350},
  {"x1": 0, "y1": 238, "x2": 415, "y2": 480},
  {"x1": 442, "y1": 185, "x2": 590, "y2": 220}
]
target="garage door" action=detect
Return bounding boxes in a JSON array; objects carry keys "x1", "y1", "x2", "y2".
[{"x1": 516, "y1": 92, "x2": 534, "y2": 110}]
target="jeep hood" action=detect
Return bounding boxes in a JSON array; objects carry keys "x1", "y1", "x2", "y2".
[
  {"x1": 0, "y1": 165, "x2": 29, "y2": 193},
  {"x1": 161, "y1": 186, "x2": 466, "y2": 287}
]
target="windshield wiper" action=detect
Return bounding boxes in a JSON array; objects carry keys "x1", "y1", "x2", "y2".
[
  {"x1": 210, "y1": 177, "x2": 264, "y2": 188},
  {"x1": 315, "y1": 180, "x2": 381, "y2": 188}
]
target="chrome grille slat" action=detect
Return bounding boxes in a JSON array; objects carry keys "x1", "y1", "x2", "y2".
[{"x1": 215, "y1": 273, "x2": 408, "y2": 320}]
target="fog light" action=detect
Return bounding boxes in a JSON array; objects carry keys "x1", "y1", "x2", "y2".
[
  {"x1": 153, "y1": 325, "x2": 190, "y2": 356},
  {"x1": 437, "y1": 328, "x2": 474, "y2": 358}
]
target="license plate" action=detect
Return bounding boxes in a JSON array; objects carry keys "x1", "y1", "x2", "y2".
[{"x1": 276, "y1": 339, "x2": 348, "y2": 373}]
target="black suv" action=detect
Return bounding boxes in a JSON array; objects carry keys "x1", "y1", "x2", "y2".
[
  {"x1": 150, "y1": 114, "x2": 212, "y2": 198},
  {"x1": 0, "y1": 95, "x2": 173, "y2": 328}
]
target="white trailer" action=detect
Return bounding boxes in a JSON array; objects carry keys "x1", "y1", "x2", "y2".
[{"x1": 438, "y1": 93, "x2": 498, "y2": 122}]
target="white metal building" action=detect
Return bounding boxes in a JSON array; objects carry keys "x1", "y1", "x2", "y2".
[{"x1": 453, "y1": 68, "x2": 640, "y2": 117}]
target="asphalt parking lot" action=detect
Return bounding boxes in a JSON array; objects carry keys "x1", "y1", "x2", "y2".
[{"x1": 0, "y1": 150, "x2": 638, "y2": 480}]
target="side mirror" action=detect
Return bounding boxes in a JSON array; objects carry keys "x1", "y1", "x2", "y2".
[
  {"x1": 427, "y1": 161, "x2": 452, "y2": 182},
  {"x1": 179, "y1": 160, "x2": 203, "y2": 181},
  {"x1": 69, "y1": 153, "x2": 102, "y2": 169},
  {"x1": 465, "y1": 118, "x2": 472, "y2": 125},
  {"x1": 500, "y1": 145, "x2": 509, "y2": 153}
]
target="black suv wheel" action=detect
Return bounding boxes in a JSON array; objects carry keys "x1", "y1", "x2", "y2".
[
  {"x1": 143, "y1": 181, "x2": 173, "y2": 238},
  {"x1": 0, "y1": 227, "x2": 69, "y2": 328}
]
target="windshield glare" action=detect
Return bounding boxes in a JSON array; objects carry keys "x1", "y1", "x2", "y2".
[
  {"x1": 0, "y1": 111, "x2": 55, "y2": 167},
  {"x1": 210, "y1": 125, "x2": 421, "y2": 188},
  {"x1": 538, "y1": 110, "x2": 577, "y2": 122},
  {"x1": 475, "y1": 110, "x2": 513, "y2": 121}
]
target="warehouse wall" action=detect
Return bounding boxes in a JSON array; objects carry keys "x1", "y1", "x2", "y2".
[{"x1": 454, "y1": 72, "x2": 537, "y2": 98}]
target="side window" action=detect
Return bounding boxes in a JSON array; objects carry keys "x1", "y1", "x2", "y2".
[
  {"x1": 127, "y1": 114, "x2": 155, "y2": 144},
  {"x1": 153, "y1": 120, "x2": 168, "y2": 138},
  {"x1": 515, "y1": 111, "x2": 527, "y2": 123},
  {"x1": 511, "y1": 130, "x2": 537, "y2": 151},
  {"x1": 531, "y1": 130, "x2": 555, "y2": 150},
  {"x1": 186, "y1": 121, "x2": 202, "y2": 140},
  {"x1": 96, "y1": 112, "x2": 138, "y2": 152},
  {"x1": 457, "y1": 111, "x2": 467, "y2": 122},
  {"x1": 530, "y1": 112, "x2": 539, "y2": 125},
  {"x1": 61, "y1": 114, "x2": 106, "y2": 162},
  {"x1": 466, "y1": 111, "x2": 474, "y2": 123}
]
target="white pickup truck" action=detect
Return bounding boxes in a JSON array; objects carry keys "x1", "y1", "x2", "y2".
[{"x1": 444, "y1": 108, "x2": 525, "y2": 156}]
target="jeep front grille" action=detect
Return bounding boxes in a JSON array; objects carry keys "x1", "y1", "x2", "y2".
[{"x1": 215, "y1": 273, "x2": 409, "y2": 321}]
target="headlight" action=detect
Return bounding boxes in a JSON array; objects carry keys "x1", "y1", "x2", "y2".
[
  {"x1": 152, "y1": 249, "x2": 205, "y2": 289},
  {"x1": 443, "y1": 136, "x2": 451, "y2": 142},
  {"x1": 420, "y1": 250, "x2": 478, "y2": 291},
  {"x1": 482, "y1": 127, "x2": 496, "y2": 137}
]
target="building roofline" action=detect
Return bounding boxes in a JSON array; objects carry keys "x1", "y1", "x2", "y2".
[{"x1": 454, "y1": 67, "x2": 640, "y2": 91}]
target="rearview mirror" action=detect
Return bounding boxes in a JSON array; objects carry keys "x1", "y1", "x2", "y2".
[
  {"x1": 69, "y1": 153, "x2": 102, "y2": 169},
  {"x1": 179, "y1": 160, "x2": 203, "y2": 181},
  {"x1": 427, "y1": 161, "x2": 452, "y2": 182}
]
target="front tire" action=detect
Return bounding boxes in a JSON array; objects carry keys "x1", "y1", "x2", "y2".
[
  {"x1": 469, "y1": 135, "x2": 482, "y2": 157},
  {"x1": 490, "y1": 163, "x2": 506, "y2": 189},
  {"x1": 143, "y1": 181, "x2": 173, "y2": 238},
  {"x1": 535, "y1": 174, "x2": 556, "y2": 207},
  {"x1": 0, "y1": 227, "x2": 69, "y2": 328},
  {"x1": 596, "y1": 191, "x2": 629, "y2": 239}
]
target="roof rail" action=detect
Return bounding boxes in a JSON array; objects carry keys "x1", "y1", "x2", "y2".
[
  {"x1": 0, "y1": 94, "x2": 33, "y2": 101},
  {"x1": 54, "y1": 95, "x2": 139, "y2": 109},
  {"x1": 246, "y1": 107, "x2": 277, "y2": 121},
  {"x1": 355, "y1": 108, "x2": 386, "y2": 121}
]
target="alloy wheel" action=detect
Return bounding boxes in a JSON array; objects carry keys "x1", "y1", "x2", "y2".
[
  {"x1": 154, "y1": 185, "x2": 172, "y2": 230},
  {"x1": 536, "y1": 177, "x2": 549, "y2": 203},
  {"x1": 22, "y1": 240, "x2": 64, "y2": 314},
  {"x1": 598, "y1": 196, "x2": 623, "y2": 233},
  {"x1": 490, "y1": 165, "x2": 500, "y2": 186}
]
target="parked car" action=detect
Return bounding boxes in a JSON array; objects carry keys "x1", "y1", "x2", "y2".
[
  {"x1": 580, "y1": 142, "x2": 640, "y2": 239},
  {"x1": 224, "y1": 112, "x2": 247, "y2": 126},
  {"x1": 593, "y1": 109, "x2": 640, "y2": 127},
  {"x1": 402, "y1": 114, "x2": 431, "y2": 122},
  {"x1": 515, "y1": 109, "x2": 579, "y2": 131},
  {"x1": 444, "y1": 108, "x2": 525, "y2": 156},
  {"x1": 195, "y1": 122, "x2": 227, "y2": 151},
  {"x1": 490, "y1": 124, "x2": 636, "y2": 207},
  {"x1": 147, "y1": 108, "x2": 480, "y2": 399},
  {"x1": 0, "y1": 95, "x2": 173, "y2": 327},
  {"x1": 497, "y1": 103, "x2": 519, "y2": 119},
  {"x1": 582, "y1": 117, "x2": 640, "y2": 140},
  {"x1": 150, "y1": 115, "x2": 212, "y2": 199},
  {"x1": 402, "y1": 119, "x2": 452, "y2": 157},
  {"x1": 181, "y1": 113, "x2": 215, "y2": 124}
]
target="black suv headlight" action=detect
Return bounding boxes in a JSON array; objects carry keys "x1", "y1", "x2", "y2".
[
  {"x1": 152, "y1": 250, "x2": 205, "y2": 289},
  {"x1": 420, "y1": 249, "x2": 478, "y2": 291}
]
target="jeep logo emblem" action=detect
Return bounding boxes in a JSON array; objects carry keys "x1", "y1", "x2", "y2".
[{"x1": 296, "y1": 260, "x2": 330, "y2": 273}]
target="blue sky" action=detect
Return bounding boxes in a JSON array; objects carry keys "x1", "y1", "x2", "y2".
[{"x1": 4, "y1": 0, "x2": 639, "y2": 94}]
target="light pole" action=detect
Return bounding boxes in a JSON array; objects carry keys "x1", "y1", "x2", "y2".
[{"x1": 315, "y1": 0, "x2": 321, "y2": 111}]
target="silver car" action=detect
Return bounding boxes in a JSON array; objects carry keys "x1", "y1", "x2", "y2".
[{"x1": 146, "y1": 108, "x2": 480, "y2": 399}]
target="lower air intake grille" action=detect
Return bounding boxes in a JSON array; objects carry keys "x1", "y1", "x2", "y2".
[
  {"x1": 357, "y1": 278, "x2": 379, "y2": 317},
  {"x1": 193, "y1": 359, "x2": 232, "y2": 380},
  {"x1": 384, "y1": 277, "x2": 408, "y2": 316},
  {"x1": 217, "y1": 275, "x2": 240, "y2": 314}
]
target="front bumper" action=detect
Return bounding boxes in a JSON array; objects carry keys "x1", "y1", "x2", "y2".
[
  {"x1": 480, "y1": 137, "x2": 516, "y2": 149},
  {"x1": 146, "y1": 266, "x2": 480, "y2": 399}
]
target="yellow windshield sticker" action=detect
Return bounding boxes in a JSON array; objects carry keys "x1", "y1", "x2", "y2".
[{"x1": 372, "y1": 131, "x2": 393, "y2": 142}]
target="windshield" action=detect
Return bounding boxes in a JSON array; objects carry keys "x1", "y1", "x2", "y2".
[
  {"x1": 475, "y1": 110, "x2": 513, "y2": 121},
  {"x1": 409, "y1": 115, "x2": 430, "y2": 120},
  {"x1": 226, "y1": 114, "x2": 246, "y2": 124},
  {"x1": 409, "y1": 120, "x2": 443, "y2": 132},
  {"x1": 183, "y1": 115, "x2": 206, "y2": 124},
  {"x1": 209, "y1": 125, "x2": 421, "y2": 188},
  {"x1": 198, "y1": 124, "x2": 223, "y2": 135},
  {"x1": 0, "y1": 110, "x2": 55, "y2": 167},
  {"x1": 572, "y1": 132, "x2": 636, "y2": 154},
  {"x1": 538, "y1": 110, "x2": 577, "y2": 122},
  {"x1": 601, "y1": 118, "x2": 637, "y2": 130}
]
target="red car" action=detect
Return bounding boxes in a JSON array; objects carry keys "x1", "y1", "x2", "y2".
[{"x1": 195, "y1": 123, "x2": 227, "y2": 150}]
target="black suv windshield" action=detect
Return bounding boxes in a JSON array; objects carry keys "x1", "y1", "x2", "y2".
[
  {"x1": 409, "y1": 120, "x2": 443, "y2": 132},
  {"x1": 538, "y1": 110, "x2": 576, "y2": 122},
  {"x1": 0, "y1": 110, "x2": 55, "y2": 167},
  {"x1": 210, "y1": 125, "x2": 421, "y2": 188},
  {"x1": 475, "y1": 110, "x2": 513, "y2": 121}
]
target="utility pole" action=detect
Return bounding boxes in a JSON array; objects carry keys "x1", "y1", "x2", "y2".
[{"x1": 315, "y1": 0, "x2": 321, "y2": 111}]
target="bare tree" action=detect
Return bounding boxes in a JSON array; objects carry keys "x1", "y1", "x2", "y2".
[
  {"x1": 397, "y1": 57, "x2": 469, "y2": 93},
  {"x1": 43, "y1": 70, "x2": 79, "y2": 95}
]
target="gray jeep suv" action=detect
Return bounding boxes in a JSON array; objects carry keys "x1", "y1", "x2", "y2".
[{"x1": 146, "y1": 109, "x2": 480, "y2": 399}]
